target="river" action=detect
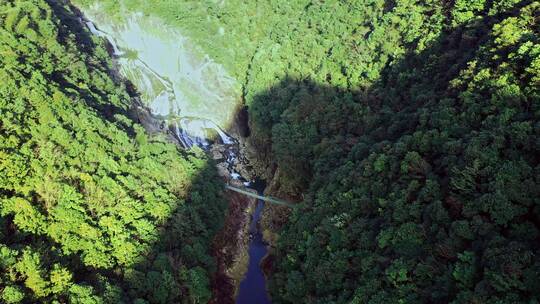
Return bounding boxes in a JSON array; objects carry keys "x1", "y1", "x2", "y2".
[
  {"x1": 80, "y1": 6, "x2": 271, "y2": 303},
  {"x1": 236, "y1": 196, "x2": 271, "y2": 304}
]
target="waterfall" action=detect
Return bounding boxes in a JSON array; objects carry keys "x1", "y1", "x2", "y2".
[{"x1": 85, "y1": 21, "x2": 124, "y2": 56}]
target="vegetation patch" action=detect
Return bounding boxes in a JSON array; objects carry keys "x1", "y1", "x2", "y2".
[{"x1": 0, "y1": 1, "x2": 226, "y2": 302}]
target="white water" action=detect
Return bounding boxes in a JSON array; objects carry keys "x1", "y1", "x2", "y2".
[
  {"x1": 85, "y1": 21, "x2": 123, "y2": 56},
  {"x1": 82, "y1": 8, "x2": 240, "y2": 148},
  {"x1": 175, "y1": 117, "x2": 235, "y2": 148}
]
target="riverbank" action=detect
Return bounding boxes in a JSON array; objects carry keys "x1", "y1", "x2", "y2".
[
  {"x1": 208, "y1": 144, "x2": 271, "y2": 303},
  {"x1": 236, "y1": 195, "x2": 271, "y2": 304},
  {"x1": 210, "y1": 187, "x2": 256, "y2": 303}
]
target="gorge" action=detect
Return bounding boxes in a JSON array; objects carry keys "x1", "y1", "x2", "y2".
[
  {"x1": 1, "y1": 0, "x2": 539, "y2": 303},
  {"x1": 81, "y1": 6, "x2": 275, "y2": 302}
]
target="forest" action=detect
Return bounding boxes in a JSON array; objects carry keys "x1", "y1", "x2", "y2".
[
  {"x1": 0, "y1": 1, "x2": 226, "y2": 303},
  {"x1": 1, "y1": 0, "x2": 540, "y2": 303},
  {"x1": 129, "y1": 0, "x2": 539, "y2": 302},
  {"x1": 250, "y1": 1, "x2": 540, "y2": 303}
]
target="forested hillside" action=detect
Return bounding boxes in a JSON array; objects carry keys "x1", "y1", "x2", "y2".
[
  {"x1": 2, "y1": 0, "x2": 540, "y2": 303},
  {"x1": 259, "y1": 1, "x2": 540, "y2": 303},
  {"x1": 0, "y1": 1, "x2": 225, "y2": 303},
  {"x1": 107, "y1": 0, "x2": 538, "y2": 302}
]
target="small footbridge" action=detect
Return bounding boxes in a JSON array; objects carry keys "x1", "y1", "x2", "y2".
[{"x1": 224, "y1": 184, "x2": 297, "y2": 208}]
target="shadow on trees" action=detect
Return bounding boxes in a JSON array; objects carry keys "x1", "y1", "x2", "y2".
[
  {"x1": 245, "y1": 0, "x2": 535, "y2": 198},
  {"x1": 5, "y1": 0, "x2": 535, "y2": 303},
  {"x1": 47, "y1": 0, "x2": 137, "y2": 131},
  {"x1": 243, "y1": 1, "x2": 539, "y2": 302}
]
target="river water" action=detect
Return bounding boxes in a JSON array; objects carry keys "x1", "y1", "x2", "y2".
[
  {"x1": 236, "y1": 197, "x2": 271, "y2": 304},
  {"x1": 81, "y1": 7, "x2": 270, "y2": 303}
]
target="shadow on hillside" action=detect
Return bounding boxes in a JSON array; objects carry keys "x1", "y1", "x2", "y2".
[
  {"x1": 0, "y1": 2, "x2": 229, "y2": 304},
  {"x1": 47, "y1": 0, "x2": 137, "y2": 130},
  {"x1": 12, "y1": 0, "x2": 532, "y2": 303},
  {"x1": 240, "y1": 1, "x2": 538, "y2": 303},
  {"x1": 245, "y1": 0, "x2": 534, "y2": 198}
]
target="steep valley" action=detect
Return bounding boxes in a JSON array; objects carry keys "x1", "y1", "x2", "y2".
[{"x1": 1, "y1": 0, "x2": 539, "y2": 303}]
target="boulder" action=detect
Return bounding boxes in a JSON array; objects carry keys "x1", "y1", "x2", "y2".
[
  {"x1": 234, "y1": 162, "x2": 252, "y2": 180},
  {"x1": 216, "y1": 162, "x2": 229, "y2": 178},
  {"x1": 210, "y1": 145, "x2": 226, "y2": 160},
  {"x1": 230, "y1": 178, "x2": 244, "y2": 188},
  {"x1": 212, "y1": 149, "x2": 224, "y2": 160}
]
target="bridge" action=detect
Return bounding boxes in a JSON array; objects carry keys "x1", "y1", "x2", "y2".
[{"x1": 224, "y1": 185, "x2": 297, "y2": 208}]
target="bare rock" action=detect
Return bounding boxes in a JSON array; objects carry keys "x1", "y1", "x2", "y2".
[
  {"x1": 216, "y1": 162, "x2": 229, "y2": 178},
  {"x1": 234, "y1": 163, "x2": 252, "y2": 180},
  {"x1": 212, "y1": 149, "x2": 224, "y2": 160},
  {"x1": 210, "y1": 145, "x2": 226, "y2": 160},
  {"x1": 230, "y1": 179, "x2": 244, "y2": 188},
  {"x1": 212, "y1": 144, "x2": 226, "y2": 153}
]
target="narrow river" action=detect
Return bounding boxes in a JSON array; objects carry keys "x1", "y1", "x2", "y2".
[
  {"x1": 236, "y1": 188, "x2": 271, "y2": 304},
  {"x1": 81, "y1": 8, "x2": 271, "y2": 303}
]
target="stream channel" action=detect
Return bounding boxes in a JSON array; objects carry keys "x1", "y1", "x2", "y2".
[
  {"x1": 236, "y1": 181, "x2": 272, "y2": 304},
  {"x1": 81, "y1": 7, "x2": 271, "y2": 303}
]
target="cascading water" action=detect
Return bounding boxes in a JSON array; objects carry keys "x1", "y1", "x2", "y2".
[
  {"x1": 81, "y1": 5, "x2": 240, "y2": 140},
  {"x1": 84, "y1": 21, "x2": 123, "y2": 56},
  {"x1": 83, "y1": 19, "x2": 236, "y2": 150},
  {"x1": 83, "y1": 12, "x2": 270, "y2": 303}
]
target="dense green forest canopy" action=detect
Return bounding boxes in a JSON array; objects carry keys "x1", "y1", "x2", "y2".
[
  {"x1": 252, "y1": 1, "x2": 540, "y2": 303},
  {"x1": 0, "y1": 1, "x2": 225, "y2": 303},
  {"x1": 1, "y1": 0, "x2": 540, "y2": 303},
  {"x1": 99, "y1": 0, "x2": 539, "y2": 302}
]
